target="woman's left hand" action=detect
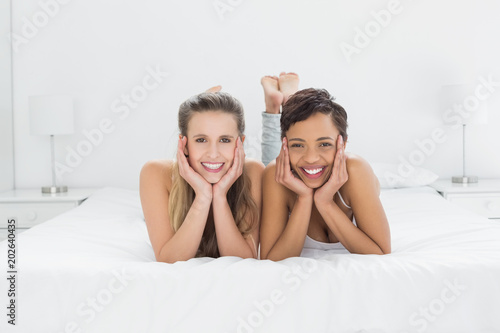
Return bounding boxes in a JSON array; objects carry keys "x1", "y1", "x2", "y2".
[
  {"x1": 314, "y1": 135, "x2": 349, "y2": 206},
  {"x1": 213, "y1": 137, "x2": 245, "y2": 197}
]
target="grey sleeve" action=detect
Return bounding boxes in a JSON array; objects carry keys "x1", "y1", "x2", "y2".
[{"x1": 261, "y1": 112, "x2": 282, "y2": 166}]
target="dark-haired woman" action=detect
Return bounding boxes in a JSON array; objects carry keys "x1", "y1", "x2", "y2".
[{"x1": 259, "y1": 73, "x2": 391, "y2": 261}]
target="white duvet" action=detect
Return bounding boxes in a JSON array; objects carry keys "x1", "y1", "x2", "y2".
[{"x1": 1, "y1": 186, "x2": 500, "y2": 333}]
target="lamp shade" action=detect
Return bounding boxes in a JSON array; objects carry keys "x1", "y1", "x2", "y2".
[
  {"x1": 29, "y1": 95, "x2": 74, "y2": 135},
  {"x1": 440, "y1": 84, "x2": 488, "y2": 125}
]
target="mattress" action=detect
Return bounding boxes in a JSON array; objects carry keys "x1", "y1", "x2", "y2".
[{"x1": 1, "y1": 186, "x2": 499, "y2": 333}]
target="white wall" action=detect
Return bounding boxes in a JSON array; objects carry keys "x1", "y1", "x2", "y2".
[
  {"x1": 11, "y1": 0, "x2": 500, "y2": 190},
  {"x1": 0, "y1": 0, "x2": 13, "y2": 191}
]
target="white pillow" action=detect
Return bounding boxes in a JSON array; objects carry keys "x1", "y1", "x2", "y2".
[{"x1": 370, "y1": 162, "x2": 439, "y2": 188}]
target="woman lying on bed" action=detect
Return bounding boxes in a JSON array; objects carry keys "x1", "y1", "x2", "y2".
[
  {"x1": 140, "y1": 91, "x2": 264, "y2": 263},
  {"x1": 259, "y1": 73, "x2": 391, "y2": 260}
]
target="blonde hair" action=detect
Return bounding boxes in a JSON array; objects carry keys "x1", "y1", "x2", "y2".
[{"x1": 168, "y1": 92, "x2": 258, "y2": 257}]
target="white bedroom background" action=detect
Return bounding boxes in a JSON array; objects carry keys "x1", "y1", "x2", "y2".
[
  {"x1": 10, "y1": 0, "x2": 500, "y2": 190},
  {"x1": 0, "y1": 0, "x2": 13, "y2": 191}
]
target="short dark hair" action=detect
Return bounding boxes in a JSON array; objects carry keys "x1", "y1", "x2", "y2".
[{"x1": 281, "y1": 88, "x2": 348, "y2": 141}]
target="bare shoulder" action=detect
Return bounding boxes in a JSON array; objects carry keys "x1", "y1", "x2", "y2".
[
  {"x1": 344, "y1": 153, "x2": 380, "y2": 193},
  {"x1": 244, "y1": 158, "x2": 265, "y2": 179},
  {"x1": 345, "y1": 153, "x2": 372, "y2": 172},
  {"x1": 140, "y1": 159, "x2": 174, "y2": 191},
  {"x1": 263, "y1": 160, "x2": 285, "y2": 189},
  {"x1": 343, "y1": 153, "x2": 373, "y2": 177},
  {"x1": 263, "y1": 159, "x2": 277, "y2": 182},
  {"x1": 263, "y1": 160, "x2": 294, "y2": 202}
]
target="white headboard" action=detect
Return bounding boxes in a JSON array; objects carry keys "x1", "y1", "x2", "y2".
[{"x1": 0, "y1": 0, "x2": 14, "y2": 191}]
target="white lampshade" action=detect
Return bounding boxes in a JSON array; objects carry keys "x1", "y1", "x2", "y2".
[
  {"x1": 29, "y1": 95, "x2": 74, "y2": 135},
  {"x1": 440, "y1": 84, "x2": 488, "y2": 125}
]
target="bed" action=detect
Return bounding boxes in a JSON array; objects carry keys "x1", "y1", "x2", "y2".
[{"x1": 1, "y1": 185, "x2": 500, "y2": 333}]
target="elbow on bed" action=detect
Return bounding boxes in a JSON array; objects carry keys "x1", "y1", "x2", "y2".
[
  {"x1": 356, "y1": 242, "x2": 391, "y2": 255},
  {"x1": 259, "y1": 250, "x2": 275, "y2": 261},
  {"x1": 153, "y1": 248, "x2": 184, "y2": 264},
  {"x1": 259, "y1": 248, "x2": 277, "y2": 261},
  {"x1": 154, "y1": 251, "x2": 170, "y2": 264},
  {"x1": 380, "y1": 243, "x2": 391, "y2": 255}
]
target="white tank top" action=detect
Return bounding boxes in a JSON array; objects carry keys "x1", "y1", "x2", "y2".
[{"x1": 300, "y1": 191, "x2": 356, "y2": 256}]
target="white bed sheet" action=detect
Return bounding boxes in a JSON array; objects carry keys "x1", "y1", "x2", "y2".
[{"x1": 1, "y1": 186, "x2": 500, "y2": 333}]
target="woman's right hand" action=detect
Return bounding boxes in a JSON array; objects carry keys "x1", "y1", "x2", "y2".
[
  {"x1": 275, "y1": 138, "x2": 313, "y2": 199},
  {"x1": 177, "y1": 136, "x2": 213, "y2": 203}
]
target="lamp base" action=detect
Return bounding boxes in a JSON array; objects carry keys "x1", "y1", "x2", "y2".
[
  {"x1": 42, "y1": 186, "x2": 68, "y2": 194},
  {"x1": 452, "y1": 176, "x2": 478, "y2": 184}
]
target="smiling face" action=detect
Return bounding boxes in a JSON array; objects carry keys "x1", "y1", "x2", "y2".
[
  {"x1": 185, "y1": 111, "x2": 240, "y2": 184},
  {"x1": 286, "y1": 112, "x2": 342, "y2": 189}
]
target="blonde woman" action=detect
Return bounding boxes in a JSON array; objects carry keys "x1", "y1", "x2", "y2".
[{"x1": 140, "y1": 91, "x2": 263, "y2": 263}]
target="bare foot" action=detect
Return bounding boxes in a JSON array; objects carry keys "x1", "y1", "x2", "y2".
[
  {"x1": 261, "y1": 76, "x2": 283, "y2": 114},
  {"x1": 205, "y1": 85, "x2": 222, "y2": 93},
  {"x1": 278, "y1": 72, "x2": 299, "y2": 104}
]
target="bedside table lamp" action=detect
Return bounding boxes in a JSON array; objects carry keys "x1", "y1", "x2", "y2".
[
  {"x1": 29, "y1": 95, "x2": 74, "y2": 193},
  {"x1": 441, "y1": 84, "x2": 489, "y2": 184}
]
